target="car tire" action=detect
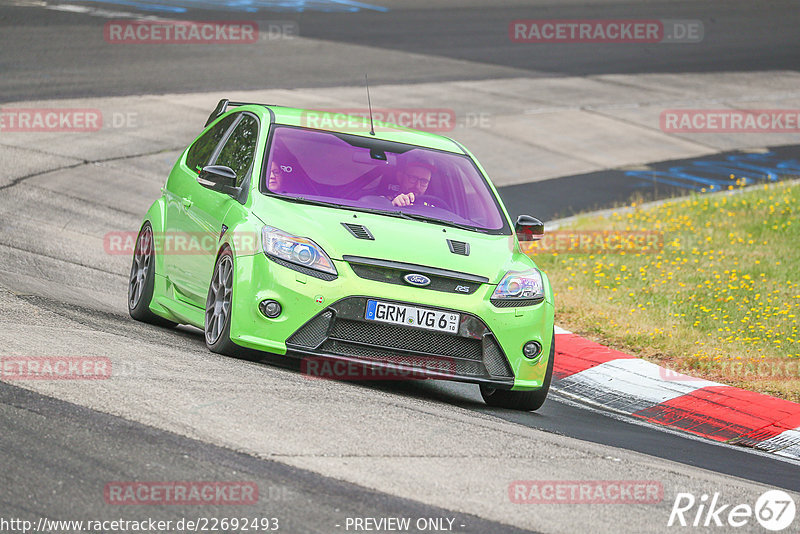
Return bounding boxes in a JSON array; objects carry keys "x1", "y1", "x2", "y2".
[
  {"x1": 128, "y1": 222, "x2": 178, "y2": 328},
  {"x1": 480, "y1": 329, "x2": 555, "y2": 411},
  {"x1": 204, "y1": 247, "x2": 243, "y2": 357}
]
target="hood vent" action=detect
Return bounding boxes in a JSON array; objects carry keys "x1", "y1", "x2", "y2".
[
  {"x1": 447, "y1": 239, "x2": 470, "y2": 256},
  {"x1": 342, "y1": 223, "x2": 374, "y2": 240}
]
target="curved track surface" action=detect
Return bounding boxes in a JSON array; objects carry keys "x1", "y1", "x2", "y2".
[
  {"x1": 2, "y1": 0, "x2": 800, "y2": 101},
  {"x1": 1, "y1": 2, "x2": 799, "y2": 533}
]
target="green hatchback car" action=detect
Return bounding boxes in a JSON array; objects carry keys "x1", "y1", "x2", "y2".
[{"x1": 128, "y1": 100, "x2": 555, "y2": 410}]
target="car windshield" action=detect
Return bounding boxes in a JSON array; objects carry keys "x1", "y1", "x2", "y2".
[{"x1": 261, "y1": 126, "x2": 508, "y2": 233}]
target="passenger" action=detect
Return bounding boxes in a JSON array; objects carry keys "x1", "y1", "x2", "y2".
[{"x1": 268, "y1": 160, "x2": 293, "y2": 193}]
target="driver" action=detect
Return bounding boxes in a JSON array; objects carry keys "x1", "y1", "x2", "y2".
[{"x1": 387, "y1": 156, "x2": 435, "y2": 207}]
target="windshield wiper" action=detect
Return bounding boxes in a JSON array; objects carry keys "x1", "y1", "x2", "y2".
[
  {"x1": 346, "y1": 205, "x2": 484, "y2": 232},
  {"x1": 272, "y1": 196, "x2": 483, "y2": 232},
  {"x1": 345, "y1": 206, "x2": 417, "y2": 220},
  {"x1": 341, "y1": 205, "x2": 473, "y2": 229},
  {"x1": 398, "y1": 212, "x2": 485, "y2": 233},
  {"x1": 272, "y1": 195, "x2": 413, "y2": 219},
  {"x1": 274, "y1": 195, "x2": 345, "y2": 209},
  {"x1": 273, "y1": 196, "x2": 418, "y2": 221}
]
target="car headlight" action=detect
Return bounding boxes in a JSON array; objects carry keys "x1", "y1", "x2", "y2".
[
  {"x1": 261, "y1": 226, "x2": 337, "y2": 276},
  {"x1": 491, "y1": 269, "x2": 545, "y2": 301}
]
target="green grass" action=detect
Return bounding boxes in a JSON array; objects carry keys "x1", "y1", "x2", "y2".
[{"x1": 529, "y1": 180, "x2": 800, "y2": 402}]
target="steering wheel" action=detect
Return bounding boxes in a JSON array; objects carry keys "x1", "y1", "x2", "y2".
[
  {"x1": 413, "y1": 194, "x2": 452, "y2": 211},
  {"x1": 357, "y1": 194, "x2": 394, "y2": 206}
]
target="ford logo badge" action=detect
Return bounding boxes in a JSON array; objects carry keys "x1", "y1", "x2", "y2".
[{"x1": 403, "y1": 273, "x2": 431, "y2": 287}]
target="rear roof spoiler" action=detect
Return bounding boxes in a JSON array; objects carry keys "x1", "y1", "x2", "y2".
[{"x1": 204, "y1": 99, "x2": 273, "y2": 127}]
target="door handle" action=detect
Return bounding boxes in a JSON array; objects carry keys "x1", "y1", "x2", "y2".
[{"x1": 181, "y1": 197, "x2": 193, "y2": 209}]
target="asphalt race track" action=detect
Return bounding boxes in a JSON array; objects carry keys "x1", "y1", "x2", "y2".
[
  {"x1": 1, "y1": 1, "x2": 799, "y2": 533},
  {"x1": 3, "y1": 0, "x2": 800, "y2": 101}
]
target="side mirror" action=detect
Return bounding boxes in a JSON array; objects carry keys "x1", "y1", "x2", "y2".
[
  {"x1": 515, "y1": 215, "x2": 544, "y2": 242},
  {"x1": 198, "y1": 165, "x2": 240, "y2": 197}
]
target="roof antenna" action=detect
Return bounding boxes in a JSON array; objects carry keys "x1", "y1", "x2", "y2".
[{"x1": 365, "y1": 73, "x2": 375, "y2": 136}]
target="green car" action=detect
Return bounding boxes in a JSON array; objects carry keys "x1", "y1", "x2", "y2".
[{"x1": 128, "y1": 100, "x2": 555, "y2": 411}]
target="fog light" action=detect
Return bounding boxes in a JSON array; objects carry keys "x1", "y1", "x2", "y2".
[
  {"x1": 259, "y1": 299, "x2": 282, "y2": 318},
  {"x1": 523, "y1": 341, "x2": 542, "y2": 360}
]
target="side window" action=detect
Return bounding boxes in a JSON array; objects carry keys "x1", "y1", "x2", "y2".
[
  {"x1": 213, "y1": 114, "x2": 259, "y2": 187},
  {"x1": 185, "y1": 114, "x2": 237, "y2": 173}
]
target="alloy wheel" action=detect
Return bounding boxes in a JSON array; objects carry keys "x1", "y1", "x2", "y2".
[
  {"x1": 128, "y1": 225, "x2": 153, "y2": 310},
  {"x1": 205, "y1": 254, "x2": 233, "y2": 345}
]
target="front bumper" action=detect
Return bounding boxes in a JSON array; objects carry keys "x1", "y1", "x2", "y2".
[
  {"x1": 229, "y1": 253, "x2": 554, "y2": 390},
  {"x1": 286, "y1": 296, "x2": 515, "y2": 388}
]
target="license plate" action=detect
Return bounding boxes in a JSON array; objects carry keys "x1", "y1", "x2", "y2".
[{"x1": 365, "y1": 300, "x2": 459, "y2": 334}]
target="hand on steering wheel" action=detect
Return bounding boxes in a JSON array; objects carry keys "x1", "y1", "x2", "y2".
[
  {"x1": 391, "y1": 192, "x2": 416, "y2": 207},
  {"x1": 412, "y1": 194, "x2": 452, "y2": 211},
  {"x1": 391, "y1": 193, "x2": 452, "y2": 211}
]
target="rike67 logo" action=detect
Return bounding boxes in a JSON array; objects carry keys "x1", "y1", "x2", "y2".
[{"x1": 668, "y1": 490, "x2": 796, "y2": 531}]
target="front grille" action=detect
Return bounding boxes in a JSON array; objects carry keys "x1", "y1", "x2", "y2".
[
  {"x1": 348, "y1": 263, "x2": 481, "y2": 295},
  {"x1": 286, "y1": 297, "x2": 513, "y2": 381},
  {"x1": 319, "y1": 340, "x2": 485, "y2": 376},
  {"x1": 330, "y1": 318, "x2": 482, "y2": 360},
  {"x1": 286, "y1": 311, "x2": 332, "y2": 349},
  {"x1": 482, "y1": 335, "x2": 514, "y2": 377}
]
